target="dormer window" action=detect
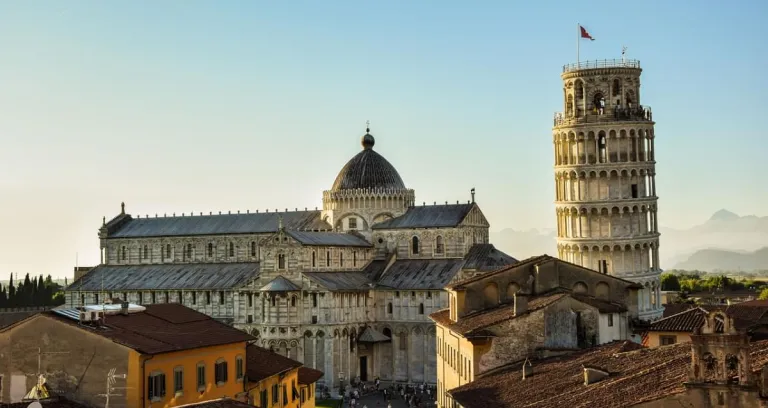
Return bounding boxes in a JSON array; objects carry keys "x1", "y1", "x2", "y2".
[
  {"x1": 348, "y1": 217, "x2": 357, "y2": 229},
  {"x1": 278, "y1": 254, "x2": 286, "y2": 270}
]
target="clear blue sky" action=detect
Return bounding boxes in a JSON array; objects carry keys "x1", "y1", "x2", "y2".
[{"x1": 0, "y1": 0, "x2": 766, "y2": 278}]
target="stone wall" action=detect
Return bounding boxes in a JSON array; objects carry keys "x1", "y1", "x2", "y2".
[{"x1": 0, "y1": 315, "x2": 130, "y2": 406}]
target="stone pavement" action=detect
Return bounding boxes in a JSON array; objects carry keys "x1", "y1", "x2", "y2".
[{"x1": 345, "y1": 390, "x2": 435, "y2": 408}]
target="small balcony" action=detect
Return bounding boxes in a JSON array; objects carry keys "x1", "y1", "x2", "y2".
[
  {"x1": 562, "y1": 59, "x2": 641, "y2": 73},
  {"x1": 554, "y1": 106, "x2": 652, "y2": 127}
]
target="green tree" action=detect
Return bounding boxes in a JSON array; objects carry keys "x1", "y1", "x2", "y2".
[
  {"x1": 661, "y1": 273, "x2": 681, "y2": 291},
  {"x1": 759, "y1": 288, "x2": 768, "y2": 300}
]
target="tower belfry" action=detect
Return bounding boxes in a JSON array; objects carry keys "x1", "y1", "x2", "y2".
[{"x1": 552, "y1": 58, "x2": 662, "y2": 320}]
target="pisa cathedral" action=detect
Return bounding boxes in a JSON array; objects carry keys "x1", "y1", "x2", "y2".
[{"x1": 66, "y1": 128, "x2": 517, "y2": 391}]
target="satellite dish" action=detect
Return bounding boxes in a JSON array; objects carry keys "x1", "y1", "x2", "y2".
[{"x1": 27, "y1": 402, "x2": 43, "y2": 408}]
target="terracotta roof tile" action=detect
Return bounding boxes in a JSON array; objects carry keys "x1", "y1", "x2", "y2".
[
  {"x1": 246, "y1": 344, "x2": 302, "y2": 383},
  {"x1": 42, "y1": 303, "x2": 253, "y2": 354},
  {"x1": 177, "y1": 398, "x2": 257, "y2": 407},
  {"x1": 2, "y1": 396, "x2": 88, "y2": 407},
  {"x1": 429, "y1": 291, "x2": 568, "y2": 336},
  {"x1": 449, "y1": 340, "x2": 768, "y2": 408},
  {"x1": 646, "y1": 308, "x2": 713, "y2": 333},
  {"x1": 298, "y1": 366, "x2": 325, "y2": 385}
]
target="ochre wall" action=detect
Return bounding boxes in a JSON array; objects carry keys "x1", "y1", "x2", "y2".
[
  {"x1": 246, "y1": 367, "x2": 301, "y2": 408},
  {"x1": 644, "y1": 331, "x2": 691, "y2": 348},
  {"x1": 435, "y1": 322, "x2": 491, "y2": 408},
  {"x1": 128, "y1": 342, "x2": 248, "y2": 407}
]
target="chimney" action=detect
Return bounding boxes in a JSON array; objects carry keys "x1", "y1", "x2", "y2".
[
  {"x1": 513, "y1": 294, "x2": 528, "y2": 315},
  {"x1": 583, "y1": 366, "x2": 609, "y2": 385},
  {"x1": 120, "y1": 301, "x2": 129, "y2": 315}
]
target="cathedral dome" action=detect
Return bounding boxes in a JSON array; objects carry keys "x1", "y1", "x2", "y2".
[{"x1": 331, "y1": 130, "x2": 406, "y2": 191}]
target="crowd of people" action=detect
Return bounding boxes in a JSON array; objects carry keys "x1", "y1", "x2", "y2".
[{"x1": 346, "y1": 377, "x2": 435, "y2": 408}]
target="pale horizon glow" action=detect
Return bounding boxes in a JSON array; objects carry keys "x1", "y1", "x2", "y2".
[{"x1": 0, "y1": 1, "x2": 766, "y2": 278}]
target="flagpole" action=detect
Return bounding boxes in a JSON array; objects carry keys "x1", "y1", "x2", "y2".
[{"x1": 576, "y1": 23, "x2": 580, "y2": 65}]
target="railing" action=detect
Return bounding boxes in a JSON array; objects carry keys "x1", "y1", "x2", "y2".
[
  {"x1": 563, "y1": 59, "x2": 640, "y2": 73},
  {"x1": 554, "y1": 105, "x2": 652, "y2": 127}
]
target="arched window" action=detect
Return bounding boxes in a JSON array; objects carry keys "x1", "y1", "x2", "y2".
[
  {"x1": 612, "y1": 79, "x2": 620, "y2": 96},
  {"x1": 185, "y1": 244, "x2": 193, "y2": 260},
  {"x1": 207, "y1": 243, "x2": 214, "y2": 258},
  {"x1": 419, "y1": 303, "x2": 425, "y2": 315},
  {"x1": 573, "y1": 282, "x2": 588, "y2": 294},
  {"x1": 353, "y1": 251, "x2": 357, "y2": 267},
  {"x1": 250, "y1": 241, "x2": 256, "y2": 257},
  {"x1": 278, "y1": 254, "x2": 286, "y2": 269},
  {"x1": 228, "y1": 242, "x2": 235, "y2": 257},
  {"x1": 483, "y1": 283, "x2": 499, "y2": 308},
  {"x1": 165, "y1": 244, "x2": 171, "y2": 259},
  {"x1": 399, "y1": 332, "x2": 408, "y2": 350},
  {"x1": 121, "y1": 246, "x2": 127, "y2": 261},
  {"x1": 412, "y1": 236, "x2": 420, "y2": 255},
  {"x1": 575, "y1": 80, "x2": 584, "y2": 99},
  {"x1": 312, "y1": 251, "x2": 316, "y2": 267},
  {"x1": 339, "y1": 252, "x2": 344, "y2": 267},
  {"x1": 291, "y1": 296, "x2": 296, "y2": 307},
  {"x1": 143, "y1": 245, "x2": 148, "y2": 259},
  {"x1": 387, "y1": 302, "x2": 393, "y2": 314},
  {"x1": 566, "y1": 94, "x2": 574, "y2": 116},
  {"x1": 435, "y1": 236, "x2": 444, "y2": 254},
  {"x1": 506, "y1": 283, "x2": 520, "y2": 298},
  {"x1": 595, "y1": 282, "x2": 610, "y2": 299},
  {"x1": 326, "y1": 251, "x2": 330, "y2": 267},
  {"x1": 271, "y1": 296, "x2": 277, "y2": 307},
  {"x1": 383, "y1": 327, "x2": 392, "y2": 341}
]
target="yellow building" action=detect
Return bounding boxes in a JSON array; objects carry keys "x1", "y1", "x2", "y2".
[
  {"x1": 245, "y1": 344, "x2": 323, "y2": 408},
  {"x1": 0, "y1": 302, "x2": 253, "y2": 407}
]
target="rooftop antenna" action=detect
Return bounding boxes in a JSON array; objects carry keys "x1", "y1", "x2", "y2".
[
  {"x1": 25, "y1": 347, "x2": 69, "y2": 402},
  {"x1": 98, "y1": 368, "x2": 129, "y2": 408}
]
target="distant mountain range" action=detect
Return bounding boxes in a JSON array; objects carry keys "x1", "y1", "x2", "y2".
[
  {"x1": 491, "y1": 209, "x2": 768, "y2": 272},
  {"x1": 672, "y1": 247, "x2": 768, "y2": 272}
]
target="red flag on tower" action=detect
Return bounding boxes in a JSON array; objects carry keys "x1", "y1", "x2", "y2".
[{"x1": 580, "y1": 25, "x2": 595, "y2": 41}]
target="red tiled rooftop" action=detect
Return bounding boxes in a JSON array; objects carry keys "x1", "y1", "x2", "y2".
[
  {"x1": 429, "y1": 292, "x2": 568, "y2": 336},
  {"x1": 246, "y1": 344, "x2": 303, "y2": 383},
  {"x1": 448, "y1": 340, "x2": 768, "y2": 408},
  {"x1": 42, "y1": 303, "x2": 254, "y2": 354},
  {"x1": 646, "y1": 307, "x2": 716, "y2": 333},
  {"x1": 297, "y1": 366, "x2": 324, "y2": 385},
  {"x1": 430, "y1": 291, "x2": 626, "y2": 337}
]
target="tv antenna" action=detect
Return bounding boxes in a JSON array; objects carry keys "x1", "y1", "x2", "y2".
[{"x1": 98, "y1": 368, "x2": 129, "y2": 408}]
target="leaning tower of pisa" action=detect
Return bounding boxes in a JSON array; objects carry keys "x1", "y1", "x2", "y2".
[{"x1": 552, "y1": 59, "x2": 662, "y2": 320}]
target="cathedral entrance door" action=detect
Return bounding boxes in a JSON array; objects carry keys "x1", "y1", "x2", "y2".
[{"x1": 359, "y1": 356, "x2": 368, "y2": 382}]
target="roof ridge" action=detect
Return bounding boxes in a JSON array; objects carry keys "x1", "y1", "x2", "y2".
[{"x1": 447, "y1": 254, "x2": 553, "y2": 288}]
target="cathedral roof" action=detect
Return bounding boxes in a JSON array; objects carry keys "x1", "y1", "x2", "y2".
[
  {"x1": 302, "y1": 272, "x2": 374, "y2": 291},
  {"x1": 372, "y1": 203, "x2": 475, "y2": 229},
  {"x1": 107, "y1": 210, "x2": 328, "y2": 238},
  {"x1": 462, "y1": 244, "x2": 519, "y2": 271},
  {"x1": 67, "y1": 263, "x2": 258, "y2": 291},
  {"x1": 330, "y1": 130, "x2": 407, "y2": 191},
  {"x1": 259, "y1": 276, "x2": 301, "y2": 292},
  {"x1": 286, "y1": 230, "x2": 372, "y2": 247},
  {"x1": 373, "y1": 259, "x2": 465, "y2": 290}
]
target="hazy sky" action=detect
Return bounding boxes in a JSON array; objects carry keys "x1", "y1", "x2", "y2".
[{"x1": 1, "y1": 1, "x2": 766, "y2": 279}]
